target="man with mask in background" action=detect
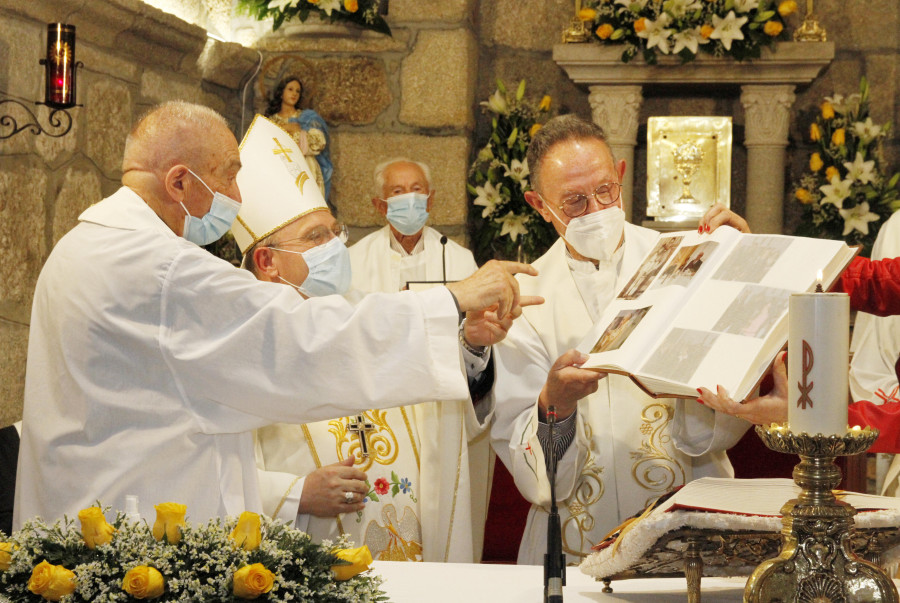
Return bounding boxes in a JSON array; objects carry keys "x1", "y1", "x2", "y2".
[
  {"x1": 14, "y1": 104, "x2": 533, "y2": 529},
  {"x1": 489, "y1": 115, "x2": 747, "y2": 565},
  {"x1": 243, "y1": 124, "x2": 526, "y2": 563},
  {"x1": 349, "y1": 158, "x2": 478, "y2": 294}
]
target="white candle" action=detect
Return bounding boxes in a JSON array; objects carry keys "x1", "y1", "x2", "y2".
[{"x1": 787, "y1": 292, "x2": 849, "y2": 436}]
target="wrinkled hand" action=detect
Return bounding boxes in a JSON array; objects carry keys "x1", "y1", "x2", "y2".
[
  {"x1": 697, "y1": 352, "x2": 788, "y2": 425},
  {"x1": 446, "y1": 260, "x2": 540, "y2": 319},
  {"x1": 463, "y1": 296, "x2": 544, "y2": 348},
  {"x1": 698, "y1": 203, "x2": 751, "y2": 234},
  {"x1": 539, "y1": 349, "x2": 605, "y2": 420},
  {"x1": 298, "y1": 457, "x2": 368, "y2": 517}
]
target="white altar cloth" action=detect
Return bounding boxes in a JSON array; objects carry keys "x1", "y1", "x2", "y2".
[{"x1": 373, "y1": 561, "x2": 751, "y2": 602}]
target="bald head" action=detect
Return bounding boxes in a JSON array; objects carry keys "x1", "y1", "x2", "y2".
[{"x1": 122, "y1": 101, "x2": 231, "y2": 174}]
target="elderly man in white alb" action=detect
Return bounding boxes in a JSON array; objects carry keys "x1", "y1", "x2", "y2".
[
  {"x1": 245, "y1": 132, "x2": 512, "y2": 563},
  {"x1": 13, "y1": 102, "x2": 532, "y2": 529},
  {"x1": 349, "y1": 158, "x2": 479, "y2": 293},
  {"x1": 489, "y1": 115, "x2": 748, "y2": 565}
]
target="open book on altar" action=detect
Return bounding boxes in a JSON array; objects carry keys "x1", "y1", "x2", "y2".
[
  {"x1": 580, "y1": 477, "x2": 900, "y2": 581},
  {"x1": 576, "y1": 226, "x2": 857, "y2": 400}
]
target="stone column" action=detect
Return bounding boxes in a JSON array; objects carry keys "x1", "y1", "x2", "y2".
[
  {"x1": 588, "y1": 85, "x2": 643, "y2": 221},
  {"x1": 740, "y1": 84, "x2": 796, "y2": 234}
]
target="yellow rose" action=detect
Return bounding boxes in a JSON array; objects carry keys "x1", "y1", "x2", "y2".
[
  {"x1": 763, "y1": 20, "x2": 783, "y2": 36},
  {"x1": 27, "y1": 561, "x2": 76, "y2": 601},
  {"x1": 539, "y1": 95, "x2": 551, "y2": 112},
  {"x1": 152, "y1": 502, "x2": 186, "y2": 544},
  {"x1": 700, "y1": 24, "x2": 714, "y2": 39},
  {"x1": 122, "y1": 566, "x2": 165, "y2": 600},
  {"x1": 795, "y1": 188, "x2": 813, "y2": 204},
  {"x1": 778, "y1": 0, "x2": 797, "y2": 16},
  {"x1": 809, "y1": 152, "x2": 824, "y2": 172},
  {"x1": 343, "y1": 0, "x2": 358, "y2": 12},
  {"x1": 634, "y1": 18, "x2": 647, "y2": 33},
  {"x1": 596, "y1": 23, "x2": 614, "y2": 39},
  {"x1": 0, "y1": 542, "x2": 15, "y2": 571},
  {"x1": 229, "y1": 511, "x2": 262, "y2": 551},
  {"x1": 529, "y1": 123, "x2": 542, "y2": 137},
  {"x1": 577, "y1": 8, "x2": 596, "y2": 21},
  {"x1": 78, "y1": 506, "x2": 115, "y2": 549},
  {"x1": 821, "y1": 101, "x2": 835, "y2": 119},
  {"x1": 331, "y1": 545, "x2": 373, "y2": 581},
  {"x1": 809, "y1": 123, "x2": 821, "y2": 142},
  {"x1": 232, "y1": 563, "x2": 275, "y2": 599},
  {"x1": 825, "y1": 166, "x2": 840, "y2": 181},
  {"x1": 831, "y1": 127, "x2": 845, "y2": 146}
]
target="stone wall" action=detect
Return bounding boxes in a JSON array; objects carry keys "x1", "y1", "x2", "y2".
[{"x1": 0, "y1": 0, "x2": 256, "y2": 426}]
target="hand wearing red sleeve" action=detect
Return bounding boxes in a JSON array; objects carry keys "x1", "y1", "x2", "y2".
[{"x1": 837, "y1": 255, "x2": 900, "y2": 317}]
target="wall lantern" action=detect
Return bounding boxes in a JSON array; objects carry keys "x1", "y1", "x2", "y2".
[{"x1": 0, "y1": 23, "x2": 83, "y2": 140}]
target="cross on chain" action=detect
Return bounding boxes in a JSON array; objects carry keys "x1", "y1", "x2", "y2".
[
  {"x1": 271, "y1": 137, "x2": 293, "y2": 162},
  {"x1": 347, "y1": 414, "x2": 377, "y2": 458}
]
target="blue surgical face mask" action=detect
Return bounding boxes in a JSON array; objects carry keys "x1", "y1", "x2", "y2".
[
  {"x1": 385, "y1": 192, "x2": 429, "y2": 236},
  {"x1": 180, "y1": 168, "x2": 241, "y2": 246},
  {"x1": 270, "y1": 236, "x2": 352, "y2": 297}
]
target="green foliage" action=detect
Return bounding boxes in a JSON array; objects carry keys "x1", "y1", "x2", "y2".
[{"x1": 468, "y1": 80, "x2": 557, "y2": 263}]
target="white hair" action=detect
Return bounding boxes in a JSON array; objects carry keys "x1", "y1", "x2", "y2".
[{"x1": 373, "y1": 157, "x2": 433, "y2": 198}]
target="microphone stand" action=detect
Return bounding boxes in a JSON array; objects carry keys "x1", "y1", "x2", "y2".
[
  {"x1": 544, "y1": 405, "x2": 565, "y2": 603},
  {"x1": 440, "y1": 235, "x2": 448, "y2": 284}
]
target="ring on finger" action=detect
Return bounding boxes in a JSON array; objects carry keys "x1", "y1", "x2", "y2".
[{"x1": 344, "y1": 491, "x2": 354, "y2": 503}]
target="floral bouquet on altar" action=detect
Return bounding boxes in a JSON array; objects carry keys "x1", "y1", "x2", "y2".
[
  {"x1": 468, "y1": 80, "x2": 557, "y2": 263},
  {"x1": 793, "y1": 78, "x2": 900, "y2": 257},
  {"x1": 236, "y1": 0, "x2": 391, "y2": 36},
  {"x1": 578, "y1": 0, "x2": 795, "y2": 64},
  {"x1": 0, "y1": 503, "x2": 385, "y2": 602}
]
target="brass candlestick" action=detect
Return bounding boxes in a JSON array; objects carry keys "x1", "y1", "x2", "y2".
[
  {"x1": 793, "y1": 0, "x2": 827, "y2": 41},
  {"x1": 746, "y1": 424, "x2": 898, "y2": 603}
]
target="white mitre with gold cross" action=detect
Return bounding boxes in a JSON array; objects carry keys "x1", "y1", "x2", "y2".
[{"x1": 231, "y1": 114, "x2": 329, "y2": 255}]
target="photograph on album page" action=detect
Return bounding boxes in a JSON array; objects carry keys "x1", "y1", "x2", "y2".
[{"x1": 577, "y1": 226, "x2": 858, "y2": 400}]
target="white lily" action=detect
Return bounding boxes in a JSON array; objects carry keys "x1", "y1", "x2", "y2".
[
  {"x1": 268, "y1": 0, "x2": 300, "y2": 10},
  {"x1": 852, "y1": 117, "x2": 882, "y2": 144},
  {"x1": 671, "y1": 26, "x2": 708, "y2": 55},
  {"x1": 839, "y1": 201, "x2": 880, "y2": 236},
  {"x1": 825, "y1": 93, "x2": 862, "y2": 116},
  {"x1": 732, "y1": 0, "x2": 758, "y2": 13},
  {"x1": 638, "y1": 13, "x2": 674, "y2": 54},
  {"x1": 843, "y1": 152, "x2": 876, "y2": 185},
  {"x1": 504, "y1": 159, "x2": 530, "y2": 183},
  {"x1": 709, "y1": 11, "x2": 748, "y2": 51},
  {"x1": 818, "y1": 175, "x2": 853, "y2": 210},
  {"x1": 482, "y1": 89, "x2": 508, "y2": 115},
  {"x1": 498, "y1": 211, "x2": 530, "y2": 243},
  {"x1": 473, "y1": 181, "x2": 503, "y2": 218},
  {"x1": 663, "y1": 0, "x2": 702, "y2": 18},
  {"x1": 316, "y1": 0, "x2": 342, "y2": 16}
]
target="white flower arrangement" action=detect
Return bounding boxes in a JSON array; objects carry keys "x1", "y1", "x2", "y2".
[{"x1": 236, "y1": 0, "x2": 391, "y2": 36}]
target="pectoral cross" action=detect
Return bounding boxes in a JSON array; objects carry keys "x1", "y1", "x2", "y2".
[
  {"x1": 348, "y1": 414, "x2": 376, "y2": 458},
  {"x1": 272, "y1": 138, "x2": 293, "y2": 162},
  {"x1": 796, "y1": 340, "x2": 815, "y2": 410}
]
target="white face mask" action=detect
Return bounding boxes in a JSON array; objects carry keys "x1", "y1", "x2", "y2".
[
  {"x1": 547, "y1": 204, "x2": 625, "y2": 262},
  {"x1": 269, "y1": 236, "x2": 352, "y2": 297}
]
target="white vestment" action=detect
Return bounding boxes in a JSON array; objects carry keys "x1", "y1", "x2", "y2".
[
  {"x1": 255, "y1": 224, "x2": 490, "y2": 562},
  {"x1": 490, "y1": 225, "x2": 748, "y2": 565},
  {"x1": 14, "y1": 187, "x2": 468, "y2": 529},
  {"x1": 850, "y1": 211, "x2": 900, "y2": 495}
]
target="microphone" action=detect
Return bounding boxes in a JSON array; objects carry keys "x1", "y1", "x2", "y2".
[
  {"x1": 544, "y1": 405, "x2": 565, "y2": 603},
  {"x1": 440, "y1": 235, "x2": 448, "y2": 284}
]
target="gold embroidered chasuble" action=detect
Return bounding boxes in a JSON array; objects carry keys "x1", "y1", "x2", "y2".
[{"x1": 490, "y1": 227, "x2": 748, "y2": 565}]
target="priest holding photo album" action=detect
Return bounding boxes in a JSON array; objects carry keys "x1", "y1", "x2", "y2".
[
  {"x1": 488, "y1": 115, "x2": 749, "y2": 565},
  {"x1": 13, "y1": 101, "x2": 536, "y2": 531}
]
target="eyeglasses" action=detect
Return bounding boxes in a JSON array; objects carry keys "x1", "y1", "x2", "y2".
[
  {"x1": 553, "y1": 182, "x2": 622, "y2": 218},
  {"x1": 269, "y1": 223, "x2": 348, "y2": 250}
]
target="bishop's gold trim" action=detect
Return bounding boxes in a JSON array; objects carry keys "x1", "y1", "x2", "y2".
[
  {"x1": 399, "y1": 407, "x2": 420, "y2": 469},
  {"x1": 442, "y1": 412, "x2": 466, "y2": 563},
  {"x1": 273, "y1": 475, "x2": 304, "y2": 518},
  {"x1": 239, "y1": 207, "x2": 329, "y2": 251}
]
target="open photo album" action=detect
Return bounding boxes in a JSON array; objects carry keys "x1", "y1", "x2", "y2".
[{"x1": 577, "y1": 226, "x2": 857, "y2": 400}]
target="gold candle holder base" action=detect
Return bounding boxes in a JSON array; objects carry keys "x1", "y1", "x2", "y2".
[
  {"x1": 793, "y1": 16, "x2": 827, "y2": 42},
  {"x1": 746, "y1": 425, "x2": 898, "y2": 602}
]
